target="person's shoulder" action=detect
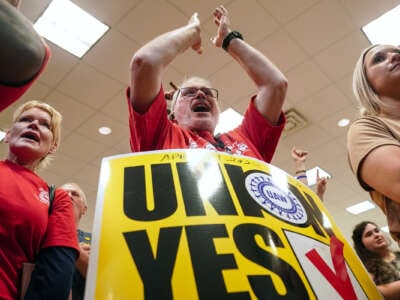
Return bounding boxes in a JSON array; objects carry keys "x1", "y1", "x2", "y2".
[
  {"x1": 351, "y1": 115, "x2": 383, "y2": 126},
  {"x1": 348, "y1": 115, "x2": 391, "y2": 136}
]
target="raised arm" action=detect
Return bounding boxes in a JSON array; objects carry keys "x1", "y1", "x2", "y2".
[
  {"x1": 211, "y1": 5, "x2": 287, "y2": 125},
  {"x1": 0, "y1": 0, "x2": 46, "y2": 84},
  {"x1": 291, "y1": 147, "x2": 309, "y2": 185},
  {"x1": 129, "y1": 13, "x2": 202, "y2": 113},
  {"x1": 315, "y1": 168, "x2": 328, "y2": 200}
]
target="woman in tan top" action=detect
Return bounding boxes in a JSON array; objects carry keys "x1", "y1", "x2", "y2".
[{"x1": 347, "y1": 44, "x2": 400, "y2": 242}]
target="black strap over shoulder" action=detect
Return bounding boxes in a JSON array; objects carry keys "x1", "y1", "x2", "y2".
[{"x1": 48, "y1": 184, "x2": 55, "y2": 213}]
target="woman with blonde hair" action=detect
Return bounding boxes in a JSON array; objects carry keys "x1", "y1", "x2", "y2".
[
  {"x1": 0, "y1": 100, "x2": 79, "y2": 299},
  {"x1": 348, "y1": 44, "x2": 400, "y2": 243}
]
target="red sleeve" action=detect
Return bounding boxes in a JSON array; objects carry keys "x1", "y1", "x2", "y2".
[
  {"x1": 126, "y1": 86, "x2": 170, "y2": 151},
  {"x1": 41, "y1": 189, "x2": 79, "y2": 253},
  {"x1": 0, "y1": 42, "x2": 51, "y2": 112},
  {"x1": 240, "y1": 97, "x2": 286, "y2": 162}
]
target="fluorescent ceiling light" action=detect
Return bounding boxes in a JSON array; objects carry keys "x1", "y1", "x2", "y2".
[
  {"x1": 0, "y1": 130, "x2": 6, "y2": 142},
  {"x1": 34, "y1": 0, "x2": 109, "y2": 58},
  {"x1": 306, "y1": 166, "x2": 331, "y2": 186},
  {"x1": 214, "y1": 108, "x2": 243, "y2": 135},
  {"x1": 362, "y1": 5, "x2": 400, "y2": 45},
  {"x1": 346, "y1": 200, "x2": 375, "y2": 215}
]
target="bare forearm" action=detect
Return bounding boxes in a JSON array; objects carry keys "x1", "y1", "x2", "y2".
[
  {"x1": 294, "y1": 160, "x2": 306, "y2": 172},
  {"x1": 130, "y1": 20, "x2": 201, "y2": 113}
]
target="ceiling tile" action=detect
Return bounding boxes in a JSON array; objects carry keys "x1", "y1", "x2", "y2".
[
  {"x1": 39, "y1": 41, "x2": 79, "y2": 87},
  {"x1": 318, "y1": 105, "x2": 358, "y2": 139},
  {"x1": 44, "y1": 90, "x2": 95, "y2": 135},
  {"x1": 209, "y1": 61, "x2": 254, "y2": 106},
  {"x1": 116, "y1": 0, "x2": 187, "y2": 45},
  {"x1": 83, "y1": 29, "x2": 140, "y2": 84},
  {"x1": 281, "y1": 123, "x2": 332, "y2": 152},
  {"x1": 203, "y1": 0, "x2": 279, "y2": 45},
  {"x1": 338, "y1": 0, "x2": 400, "y2": 28},
  {"x1": 285, "y1": 0, "x2": 356, "y2": 55},
  {"x1": 74, "y1": 0, "x2": 141, "y2": 26},
  {"x1": 56, "y1": 62, "x2": 124, "y2": 109},
  {"x1": 20, "y1": 0, "x2": 51, "y2": 22},
  {"x1": 168, "y1": 0, "x2": 234, "y2": 21},
  {"x1": 76, "y1": 112, "x2": 129, "y2": 147},
  {"x1": 58, "y1": 132, "x2": 109, "y2": 163},
  {"x1": 70, "y1": 163, "x2": 101, "y2": 190},
  {"x1": 44, "y1": 153, "x2": 86, "y2": 179},
  {"x1": 256, "y1": 29, "x2": 308, "y2": 72},
  {"x1": 314, "y1": 30, "x2": 370, "y2": 81},
  {"x1": 296, "y1": 85, "x2": 353, "y2": 124},
  {"x1": 100, "y1": 89, "x2": 129, "y2": 124},
  {"x1": 171, "y1": 38, "x2": 232, "y2": 78},
  {"x1": 336, "y1": 74, "x2": 357, "y2": 104},
  {"x1": 258, "y1": 0, "x2": 319, "y2": 23},
  {"x1": 285, "y1": 60, "x2": 330, "y2": 103}
]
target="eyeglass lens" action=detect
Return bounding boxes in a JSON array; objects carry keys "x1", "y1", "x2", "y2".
[{"x1": 180, "y1": 87, "x2": 218, "y2": 99}]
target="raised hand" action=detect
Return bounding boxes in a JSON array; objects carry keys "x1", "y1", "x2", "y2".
[
  {"x1": 316, "y1": 168, "x2": 328, "y2": 200},
  {"x1": 188, "y1": 12, "x2": 202, "y2": 54},
  {"x1": 211, "y1": 5, "x2": 231, "y2": 47},
  {"x1": 291, "y1": 147, "x2": 309, "y2": 163}
]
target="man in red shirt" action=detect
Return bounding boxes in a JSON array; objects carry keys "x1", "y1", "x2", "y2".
[
  {"x1": 127, "y1": 6, "x2": 287, "y2": 162},
  {"x1": 0, "y1": 0, "x2": 50, "y2": 112}
]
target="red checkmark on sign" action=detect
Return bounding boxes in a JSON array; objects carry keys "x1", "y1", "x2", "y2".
[{"x1": 306, "y1": 235, "x2": 357, "y2": 300}]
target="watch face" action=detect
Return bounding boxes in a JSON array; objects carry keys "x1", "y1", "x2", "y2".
[{"x1": 245, "y1": 172, "x2": 307, "y2": 225}]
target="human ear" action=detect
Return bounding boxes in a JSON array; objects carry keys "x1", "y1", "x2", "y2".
[{"x1": 48, "y1": 143, "x2": 58, "y2": 154}]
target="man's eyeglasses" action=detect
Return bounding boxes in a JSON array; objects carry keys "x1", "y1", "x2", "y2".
[{"x1": 178, "y1": 87, "x2": 218, "y2": 100}]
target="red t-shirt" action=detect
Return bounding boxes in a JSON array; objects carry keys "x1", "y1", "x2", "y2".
[
  {"x1": 0, "y1": 160, "x2": 79, "y2": 300},
  {"x1": 127, "y1": 87, "x2": 285, "y2": 162},
  {"x1": 0, "y1": 42, "x2": 51, "y2": 112}
]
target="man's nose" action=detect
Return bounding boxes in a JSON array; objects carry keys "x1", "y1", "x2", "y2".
[{"x1": 195, "y1": 89, "x2": 206, "y2": 99}]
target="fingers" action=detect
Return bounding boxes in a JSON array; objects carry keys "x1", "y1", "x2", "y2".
[
  {"x1": 189, "y1": 12, "x2": 200, "y2": 25},
  {"x1": 214, "y1": 5, "x2": 228, "y2": 18},
  {"x1": 187, "y1": 12, "x2": 202, "y2": 54}
]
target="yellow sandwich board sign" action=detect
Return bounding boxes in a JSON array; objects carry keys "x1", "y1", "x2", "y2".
[{"x1": 85, "y1": 149, "x2": 382, "y2": 299}]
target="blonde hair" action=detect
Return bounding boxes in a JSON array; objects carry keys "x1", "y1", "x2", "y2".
[
  {"x1": 352, "y1": 44, "x2": 394, "y2": 117},
  {"x1": 12, "y1": 100, "x2": 62, "y2": 169}
]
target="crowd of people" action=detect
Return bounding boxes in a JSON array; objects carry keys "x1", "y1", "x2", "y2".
[{"x1": 1, "y1": 0, "x2": 400, "y2": 298}]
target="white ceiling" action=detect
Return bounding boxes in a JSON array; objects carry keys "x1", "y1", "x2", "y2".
[{"x1": 1, "y1": 0, "x2": 399, "y2": 243}]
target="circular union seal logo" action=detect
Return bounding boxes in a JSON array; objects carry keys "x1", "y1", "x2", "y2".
[{"x1": 245, "y1": 172, "x2": 307, "y2": 224}]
